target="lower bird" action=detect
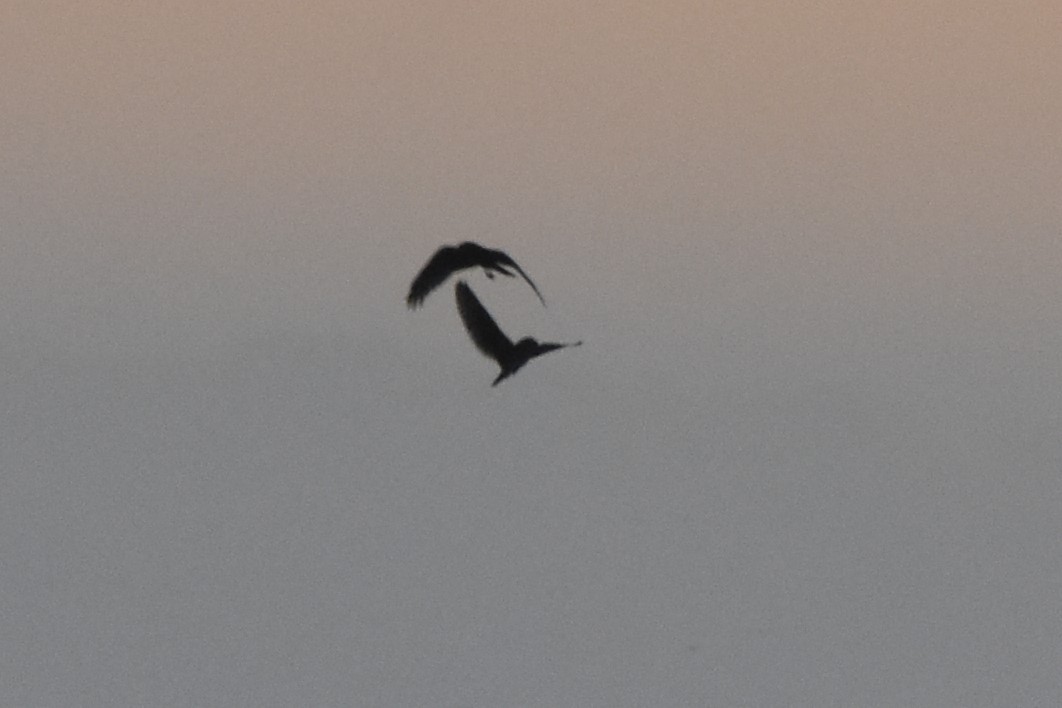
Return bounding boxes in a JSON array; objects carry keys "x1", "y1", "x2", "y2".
[
  {"x1": 454, "y1": 280, "x2": 580, "y2": 386},
  {"x1": 406, "y1": 241, "x2": 546, "y2": 308}
]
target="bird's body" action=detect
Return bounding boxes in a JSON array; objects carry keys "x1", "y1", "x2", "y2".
[
  {"x1": 454, "y1": 280, "x2": 579, "y2": 386},
  {"x1": 406, "y1": 241, "x2": 545, "y2": 308}
]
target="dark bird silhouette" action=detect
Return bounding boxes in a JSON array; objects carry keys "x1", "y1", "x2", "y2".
[
  {"x1": 406, "y1": 241, "x2": 546, "y2": 308},
  {"x1": 455, "y1": 280, "x2": 580, "y2": 386}
]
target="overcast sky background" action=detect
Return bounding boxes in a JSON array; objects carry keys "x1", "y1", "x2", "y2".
[{"x1": 3, "y1": 2, "x2": 1061, "y2": 706}]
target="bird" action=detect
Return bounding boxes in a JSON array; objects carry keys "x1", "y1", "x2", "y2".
[
  {"x1": 454, "y1": 280, "x2": 580, "y2": 386},
  {"x1": 406, "y1": 241, "x2": 546, "y2": 308}
]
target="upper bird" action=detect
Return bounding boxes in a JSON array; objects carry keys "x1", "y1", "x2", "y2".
[
  {"x1": 455, "y1": 280, "x2": 580, "y2": 386},
  {"x1": 406, "y1": 241, "x2": 546, "y2": 309}
]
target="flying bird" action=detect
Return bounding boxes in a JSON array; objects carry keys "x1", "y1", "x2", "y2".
[
  {"x1": 406, "y1": 241, "x2": 546, "y2": 308},
  {"x1": 454, "y1": 280, "x2": 580, "y2": 386}
]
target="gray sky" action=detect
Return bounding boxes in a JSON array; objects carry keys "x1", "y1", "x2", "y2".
[{"x1": 3, "y1": 2, "x2": 1061, "y2": 706}]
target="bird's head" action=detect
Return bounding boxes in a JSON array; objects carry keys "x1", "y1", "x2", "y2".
[{"x1": 512, "y1": 337, "x2": 540, "y2": 355}]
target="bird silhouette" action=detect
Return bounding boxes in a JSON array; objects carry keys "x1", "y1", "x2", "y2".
[
  {"x1": 406, "y1": 241, "x2": 546, "y2": 308},
  {"x1": 454, "y1": 280, "x2": 580, "y2": 386}
]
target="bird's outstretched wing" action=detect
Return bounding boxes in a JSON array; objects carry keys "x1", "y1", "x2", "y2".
[
  {"x1": 497, "y1": 254, "x2": 546, "y2": 307},
  {"x1": 407, "y1": 246, "x2": 460, "y2": 308},
  {"x1": 455, "y1": 281, "x2": 513, "y2": 363}
]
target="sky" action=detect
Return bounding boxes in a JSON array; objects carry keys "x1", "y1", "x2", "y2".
[{"x1": 2, "y1": 1, "x2": 1061, "y2": 705}]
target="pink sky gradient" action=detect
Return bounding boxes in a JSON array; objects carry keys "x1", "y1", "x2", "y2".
[{"x1": 2, "y1": 4, "x2": 1058, "y2": 371}]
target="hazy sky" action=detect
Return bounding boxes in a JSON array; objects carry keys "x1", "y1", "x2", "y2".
[{"x1": 3, "y1": 2, "x2": 1061, "y2": 706}]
